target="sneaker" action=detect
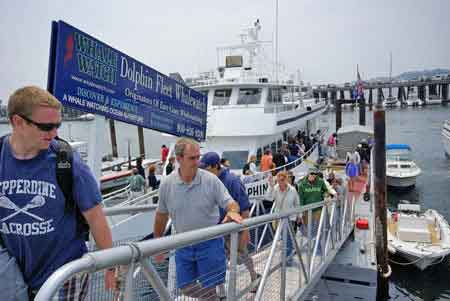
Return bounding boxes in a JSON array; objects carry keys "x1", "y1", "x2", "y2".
[{"x1": 250, "y1": 273, "x2": 262, "y2": 293}]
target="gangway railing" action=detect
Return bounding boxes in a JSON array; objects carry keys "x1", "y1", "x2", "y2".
[{"x1": 36, "y1": 193, "x2": 355, "y2": 301}]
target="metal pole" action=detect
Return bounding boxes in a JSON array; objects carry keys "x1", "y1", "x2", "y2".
[
  {"x1": 109, "y1": 119, "x2": 118, "y2": 157},
  {"x1": 138, "y1": 126, "x2": 145, "y2": 159},
  {"x1": 280, "y1": 219, "x2": 287, "y2": 301},
  {"x1": 255, "y1": 220, "x2": 283, "y2": 300},
  {"x1": 368, "y1": 89, "x2": 373, "y2": 110},
  {"x1": 140, "y1": 259, "x2": 171, "y2": 301},
  {"x1": 374, "y1": 103, "x2": 389, "y2": 300},
  {"x1": 227, "y1": 232, "x2": 239, "y2": 300}
]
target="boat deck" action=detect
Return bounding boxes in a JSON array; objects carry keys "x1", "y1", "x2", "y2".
[{"x1": 388, "y1": 218, "x2": 439, "y2": 244}]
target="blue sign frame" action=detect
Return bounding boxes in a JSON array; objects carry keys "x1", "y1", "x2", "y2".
[{"x1": 48, "y1": 20, "x2": 207, "y2": 141}]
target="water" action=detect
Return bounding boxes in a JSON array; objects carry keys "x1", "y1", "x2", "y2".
[{"x1": 325, "y1": 105, "x2": 450, "y2": 301}]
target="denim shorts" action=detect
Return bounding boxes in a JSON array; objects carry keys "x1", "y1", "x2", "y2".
[{"x1": 175, "y1": 238, "x2": 226, "y2": 289}]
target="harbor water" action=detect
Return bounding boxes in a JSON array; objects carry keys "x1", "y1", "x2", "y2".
[
  {"x1": 325, "y1": 105, "x2": 450, "y2": 301},
  {"x1": 1, "y1": 105, "x2": 449, "y2": 300}
]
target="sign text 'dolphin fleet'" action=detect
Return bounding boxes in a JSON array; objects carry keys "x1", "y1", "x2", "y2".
[{"x1": 48, "y1": 20, "x2": 207, "y2": 141}]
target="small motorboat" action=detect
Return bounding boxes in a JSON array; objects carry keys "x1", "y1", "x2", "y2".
[
  {"x1": 383, "y1": 96, "x2": 399, "y2": 107},
  {"x1": 386, "y1": 144, "x2": 421, "y2": 188},
  {"x1": 387, "y1": 203, "x2": 450, "y2": 270},
  {"x1": 442, "y1": 120, "x2": 450, "y2": 158}
]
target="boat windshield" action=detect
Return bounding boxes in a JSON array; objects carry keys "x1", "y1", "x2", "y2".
[
  {"x1": 387, "y1": 149, "x2": 412, "y2": 161},
  {"x1": 237, "y1": 88, "x2": 262, "y2": 105},
  {"x1": 221, "y1": 150, "x2": 249, "y2": 170},
  {"x1": 213, "y1": 89, "x2": 232, "y2": 105}
]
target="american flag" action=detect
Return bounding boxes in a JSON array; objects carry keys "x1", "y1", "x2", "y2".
[{"x1": 356, "y1": 64, "x2": 364, "y2": 100}]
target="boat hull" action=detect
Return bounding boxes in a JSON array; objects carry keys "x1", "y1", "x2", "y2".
[
  {"x1": 387, "y1": 175, "x2": 417, "y2": 188},
  {"x1": 389, "y1": 249, "x2": 447, "y2": 270},
  {"x1": 442, "y1": 122, "x2": 450, "y2": 158}
]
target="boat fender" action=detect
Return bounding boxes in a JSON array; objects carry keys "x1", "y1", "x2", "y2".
[{"x1": 356, "y1": 218, "x2": 369, "y2": 230}]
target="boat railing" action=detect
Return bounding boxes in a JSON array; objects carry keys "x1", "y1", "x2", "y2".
[
  {"x1": 36, "y1": 193, "x2": 355, "y2": 301},
  {"x1": 102, "y1": 184, "x2": 131, "y2": 205},
  {"x1": 242, "y1": 129, "x2": 328, "y2": 185}
]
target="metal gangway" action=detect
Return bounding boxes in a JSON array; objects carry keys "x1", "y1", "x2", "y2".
[{"x1": 36, "y1": 191, "x2": 356, "y2": 300}]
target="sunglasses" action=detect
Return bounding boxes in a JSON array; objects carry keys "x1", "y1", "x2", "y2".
[{"x1": 19, "y1": 114, "x2": 61, "y2": 132}]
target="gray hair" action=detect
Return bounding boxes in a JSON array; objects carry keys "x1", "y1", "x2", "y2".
[{"x1": 174, "y1": 137, "x2": 199, "y2": 157}]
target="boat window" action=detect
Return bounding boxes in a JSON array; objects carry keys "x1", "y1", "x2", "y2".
[
  {"x1": 213, "y1": 89, "x2": 232, "y2": 105},
  {"x1": 267, "y1": 88, "x2": 282, "y2": 103},
  {"x1": 271, "y1": 142, "x2": 277, "y2": 154},
  {"x1": 221, "y1": 150, "x2": 249, "y2": 170},
  {"x1": 237, "y1": 88, "x2": 262, "y2": 105},
  {"x1": 256, "y1": 148, "x2": 262, "y2": 164},
  {"x1": 387, "y1": 164, "x2": 398, "y2": 168},
  {"x1": 400, "y1": 164, "x2": 411, "y2": 169}
]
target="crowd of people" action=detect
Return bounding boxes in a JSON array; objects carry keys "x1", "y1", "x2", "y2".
[{"x1": 0, "y1": 85, "x2": 363, "y2": 300}]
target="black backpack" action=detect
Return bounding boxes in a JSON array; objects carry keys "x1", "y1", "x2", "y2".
[
  {"x1": 242, "y1": 162, "x2": 250, "y2": 175},
  {"x1": 0, "y1": 135, "x2": 89, "y2": 241}
]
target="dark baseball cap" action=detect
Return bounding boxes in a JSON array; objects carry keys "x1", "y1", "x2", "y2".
[{"x1": 199, "y1": 152, "x2": 221, "y2": 169}]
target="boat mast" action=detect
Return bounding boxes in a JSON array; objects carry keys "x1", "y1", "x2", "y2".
[
  {"x1": 388, "y1": 51, "x2": 392, "y2": 97},
  {"x1": 275, "y1": 0, "x2": 279, "y2": 83}
]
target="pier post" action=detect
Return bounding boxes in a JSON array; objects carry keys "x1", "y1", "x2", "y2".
[
  {"x1": 138, "y1": 126, "x2": 145, "y2": 158},
  {"x1": 336, "y1": 98, "x2": 342, "y2": 132},
  {"x1": 109, "y1": 119, "x2": 118, "y2": 158},
  {"x1": 358, "y1": 96, "x2": 366, "y2": 126},
  {"x1": 374, "y1": 103, "x2": 390, "y2": 300},
  {"x1": 368, "y1": 89, "x2": 373, "y2": 110},
  {"x1": 331, "y1": 90, "x2": 337, "y2": 106},
  {"x1": 339, "y1": 89, "x2": 345, "y2": 101},
  {"x1": 377, "y1": 88, "x2": 384, "y2": 105},
  {"x1": 442, "y1": 84, "x2": 449, "y2": 103}
]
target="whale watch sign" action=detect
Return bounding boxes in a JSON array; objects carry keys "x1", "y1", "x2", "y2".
[{"x1": 47, "y1": 21, "x2": 207, "y2": 141}]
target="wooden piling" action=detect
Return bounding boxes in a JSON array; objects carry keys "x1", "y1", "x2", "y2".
[
  {"x1": 336, "y1": 98, "x2": 342, "y2": 132},
  {"x1": 374, "y1": 103, "x2": 390, "y2": 300},
  {"x1": 377, "y1": 88, "x2": 384, "y2": 105},
  {"x1": 109, "y1": 119, "x2": 118, "y2": 158},
  {"x1": 359, "y1": 97, "x2": 366, "y2": 126},
  {"x1": 138, "y1": 126, "x2": 145, "y2": 159},
  {"x1": 442, "y1": 84, "x2": 449, "y2": 102},
  {"x1": 368, "y1": 89, "x2": 373, "y2": 110}
]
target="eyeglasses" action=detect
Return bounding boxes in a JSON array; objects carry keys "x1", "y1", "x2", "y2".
[{"x1": 19, "y1": 114, "x2": 61, "y2": 132}]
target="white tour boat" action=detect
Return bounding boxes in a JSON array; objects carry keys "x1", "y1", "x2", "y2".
[
  {"x1": 187, "y1": 21, "x2": 327, "y2": 172},
  {"x1": 442, "y1": 120, "x2": 450, "y2": 158},
  {"x1": 386, "y1": 144, "x2": 421, "y2": 188},
  {"x1": 405, "y1": 87, "x2": 423, "y2": 107},
  {"x1": 383, "y1": 95, "x2": 399, "y2": 107},
  {"x1": 388, "y1": 203, "x2": 450, "y2": 270}
]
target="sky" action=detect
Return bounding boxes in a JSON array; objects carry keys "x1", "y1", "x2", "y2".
[{"x1": 1, "y1": 0, "x2": 449, "y2": 103}]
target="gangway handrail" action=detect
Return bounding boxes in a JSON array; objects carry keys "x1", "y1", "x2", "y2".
[
  {"x1": 36, "y1": 201, "x2": 336, "y2": 300},
  {"x1": 36, "y1": 192, "x2": 356, "y2": 301}
]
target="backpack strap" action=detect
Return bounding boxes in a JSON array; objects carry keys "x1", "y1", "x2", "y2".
[
  {"x1": 0, "y1": 136, "x2": 4, "y2": 246},
  {"x1": 53, "y1": 137, "x2": 90, "y2": 239}
]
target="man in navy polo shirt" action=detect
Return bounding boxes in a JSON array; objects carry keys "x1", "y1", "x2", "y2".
[{"x1": 200, "y1": 152, "x2": 260, "y2": 292}]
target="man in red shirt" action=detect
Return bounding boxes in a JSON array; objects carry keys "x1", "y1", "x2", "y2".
[{"x1": 161, "y1": 144, "x2": 169, "y2": 163}]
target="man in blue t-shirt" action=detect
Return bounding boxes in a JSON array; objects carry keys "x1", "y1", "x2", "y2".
[
  {"x1": 200, "y1": 152, "x2": 261, "y2": 293},
  {"x1": 0, "y1": 86, "x2": 115, "y2": 299}
]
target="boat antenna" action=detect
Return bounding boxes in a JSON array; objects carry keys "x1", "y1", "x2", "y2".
[
  {"x1": 275, "y1": 0, "x2": 279, "y2": 83},
  {"x1": 388, "y1": 51, "x2": 392, "y2": 97}
]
